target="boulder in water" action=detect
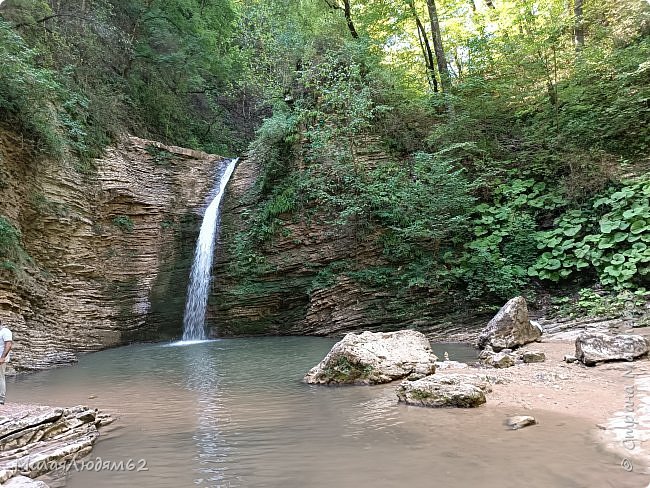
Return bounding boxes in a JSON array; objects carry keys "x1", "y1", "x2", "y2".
[
  {"x1": 304, "y1": 330, "x2": 437, "y2": 385},
  {"x1": 575, "y1": 332, "x2": 649, "y2": 366},
  {"x1": 477, "y1": 297, "x2": 541, "y2": 351},
  {"x1": 396, "y1": 374, "x2": 489, "y2": 408}
]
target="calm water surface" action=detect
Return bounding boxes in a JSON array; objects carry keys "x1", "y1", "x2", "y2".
[{"x1": 8, "y1": 337, "x2": 645, "y2": 488}]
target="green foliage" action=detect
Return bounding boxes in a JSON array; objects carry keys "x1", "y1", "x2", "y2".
[
  {"x1": 457, "y1": 177, "x2": 566, "y2": 300},
  {"x1": 31, "y1": 192, "x2": 70, "y2": 217},
  {"x1": 249, "y1": 110, "x2": 299, "y2": 194},
  {"x1": 531, "y1": 179, "x2": 650, "y2": 288},
  {"x1": 0, "y1": 216, "x2": 30, "y2": 273},
  {"x1": 551, "y1": 287, "x2": 650, "y2": 319},
  {"x1": 322, "y1": 356, "x2": 375, "y2": 383},
  {"x1": 366, "y1": 152, "x2": 474, "y2": 261},
  {"x1": 145, "y1": 145, "x2": 178, "y2": 166},
  {"x1": 0, "y1": 19, "x2": 64, "y2": 155},
  {"x1": 112, "y1": 215, "x2": 135, "y2": 233}
]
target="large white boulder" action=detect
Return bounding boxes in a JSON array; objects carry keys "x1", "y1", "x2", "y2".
[
  {"x1": 477, "y1": 296, "x2": 541, "y2": 351},
  {"x1": 396, "y1": 374, "x2": 490, "y2": 408},
  {"x1": 304, "y1": 330, "x2": 438, "y2": 385},
  {"x1": 575, "y1": 332, "x2": 649, "y2": 366}
]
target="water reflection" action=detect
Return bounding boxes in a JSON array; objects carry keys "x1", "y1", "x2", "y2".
[
  {"x1": 6, "y1": 337, "x2": 646, "y2": 488},
  {"x1": 181, "y1": 342, "x2": 238, "y2": 487}
]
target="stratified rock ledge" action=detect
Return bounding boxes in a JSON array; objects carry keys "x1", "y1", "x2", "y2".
[{"x1": 0, "y1": 404, "x2": 113, "y2": 487}]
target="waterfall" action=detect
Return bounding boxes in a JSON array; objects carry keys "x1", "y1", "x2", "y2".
[{"x1": 181, "y1": 158, "x2": 238, "y2": 342}]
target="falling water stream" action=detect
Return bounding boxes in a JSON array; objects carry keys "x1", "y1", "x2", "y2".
[{"x1": 182, "y1": 158, "x2": 238, "y2": 342}]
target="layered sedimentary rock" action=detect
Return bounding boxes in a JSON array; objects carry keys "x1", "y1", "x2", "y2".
[
  {"x1": 0, "y1": 404, "x2": 112, "y2": 486},
  {"x1": 211, "y1": 140, "x2": 489, "y2": 339},
  {"x1": 0, "y1": 132, "x2": 222, "y2": 370}
]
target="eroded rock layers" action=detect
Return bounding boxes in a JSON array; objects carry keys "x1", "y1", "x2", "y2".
[{"x1": 0, "y1": 133, "x2": 222, "y2": 370}]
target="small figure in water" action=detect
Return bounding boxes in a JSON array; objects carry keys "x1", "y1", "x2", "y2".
[
  {"x1": 443, "y1": 351, "x2": 449, "y2": 362},
  {"x1": 0, "y1": 319, "x2": 13, "y2": 405}
]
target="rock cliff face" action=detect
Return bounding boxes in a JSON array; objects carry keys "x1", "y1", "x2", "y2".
[
  {"x1": 210, "y1": 142, "x2": 488, "y2": 340},
  {"x1": 0, "y1": 131, "x2": 223, "y2": 370}
]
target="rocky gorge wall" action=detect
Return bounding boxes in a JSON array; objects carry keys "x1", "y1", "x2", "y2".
[
  {"x1": 210, "y1": 140, "x2": 488, "y2": 341},
  {"x1": 0, "y1": 132, "x2": 223, "y2": 370}
]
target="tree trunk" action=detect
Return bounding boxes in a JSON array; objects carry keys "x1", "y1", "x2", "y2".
[
  {"x1": 342, "y1": 0, "x2": 359, "y2": 39},
  {"x1": 426, "y1": 0, "x2": 451, "y2": 91},
  {"x1": 408, "y1": 0, "x2": 438, "y2": 92},
  {"x1": 573, "y1": 0, "x2": 584, "y2": 50}
]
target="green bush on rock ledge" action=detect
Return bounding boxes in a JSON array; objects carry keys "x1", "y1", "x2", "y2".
[
  {"x1": 0, "y1": 216, "x2": 31, "y2": 273},
  {"x1": 530, "y1": 179, "x2": 650, "y2": 288},
  {"x1": 112, "y1": 215, "x2": 135, "y2": 233}
]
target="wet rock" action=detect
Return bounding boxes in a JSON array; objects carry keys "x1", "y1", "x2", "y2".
[
  {"x1": 507, "y1": 415, "x2": 537, "y2": 430},
  {"x1": 396, "y1": 374, "x2": 489, "y2": 408},
  {"x1": 3, "y1": 476, "x2": 49, "y2": 488},
  {"x1": 304, "y1": 330, "x2": 437, "y2": 385},
  {"x1": 0, "y1": 405, "x2": 113, "y2": 485},
  {"x1": 522, "y1": 351, "x2": 546, "y2": 363},
  {"x1": 484, "y1": 352, "x2": 516, "y2": 369},
  {"x1": 575, "y1": 332, "x2": 649, "y2": 366},
  {"x1": 477, "y1": 297, "x2": 542, "y2": 351}
]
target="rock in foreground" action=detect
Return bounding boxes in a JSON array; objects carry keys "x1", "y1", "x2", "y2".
[
  {"x1": 483, "y1": 352, "x2": 516, "y2": 369},
  {"x1": 521, "y1": 351, "x2": 546, "y2": 363},
  {"x1": 507, "y1": 415, "x2": 537, "y2": 430},
  {"x1": 477, "y1": 296, "x2": 541, "y2": 351},
  {"x1": 0, "y1": 405, "x2": 112, "y2": 486},
  {"x1": 304, "y1": 330, "x2": 437, "y2": 385},
  {"x1": 575, "y1": 332, "x2": 649, "y2": 366},
  {"x1": 396, "y1": 374, "x2": 489, "y2": 408}
]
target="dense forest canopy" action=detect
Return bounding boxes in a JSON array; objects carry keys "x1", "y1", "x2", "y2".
[{"x1": 1, "y1": 0, "x2": 649, "y2": 317}]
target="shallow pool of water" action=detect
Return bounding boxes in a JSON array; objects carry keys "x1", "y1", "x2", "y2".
[{"x1": 7, "y1": 337, "x2": 645, "y2": 488}]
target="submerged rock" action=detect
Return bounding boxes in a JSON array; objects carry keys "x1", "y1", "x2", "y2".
[
  {"x1": 477, "y1": 296, "x2": 542, "y2": 351},
  {"x1": 304, "y1": 330, "x2": 437, "y2": 385},
  {"x1": 507, "y1": 415, "x2": 537, "y2": 430},
  {"x1": 396, "y1": 374, "x2": 489, "y2": 408},
  {"x1": 575, "y1": 332, "x2": 649, "y2": 366}
]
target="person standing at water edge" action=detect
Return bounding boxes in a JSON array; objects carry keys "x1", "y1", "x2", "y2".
[{"x1": 0, "y1": 319, "x2": 13, "y2": 405}]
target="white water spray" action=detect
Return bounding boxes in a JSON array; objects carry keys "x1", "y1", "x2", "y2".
[{"x1": 181, "y1": 158, "x2": 238, "y2": 342}]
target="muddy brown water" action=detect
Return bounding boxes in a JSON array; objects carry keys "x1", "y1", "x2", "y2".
[{"x1": 6, "y1": 337, "x2": 646, "y2": 487}]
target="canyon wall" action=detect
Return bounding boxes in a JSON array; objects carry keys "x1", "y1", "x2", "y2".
[
  {"x1": 0, "y1": 132, "x2": 222, "y2": 370},
  {"x1": 210, "y1": 143, "x2": 486, "y2": 341}
]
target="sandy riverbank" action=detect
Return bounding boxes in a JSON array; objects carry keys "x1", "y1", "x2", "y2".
[{"x1": 434, "y1": 326, "x2": 650, "y2": 483}]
